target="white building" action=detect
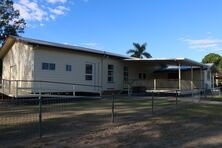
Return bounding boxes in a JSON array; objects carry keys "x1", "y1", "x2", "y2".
[{"x1": 0, "y1": 36, "x2": 214, "y2": 97}]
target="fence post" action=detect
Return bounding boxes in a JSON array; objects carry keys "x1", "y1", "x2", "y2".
[
  {"x1": 128, "y1": 84, "x2": 130, "y2": 96},
  {"x1": 39, "y1": 93, "x2": 42, "y2": 138},
  {"x1": 99, "y1": 86, "x2": 102, "y2": 97},
  {"x1": 72, "y1": 85, "x2": 76, "y2": 96},
  {"x1": 112, "y1": 93, "x2": 115, "y2": 123},
  {"x1": 154, "y1": 79, "x2": 156, "y2": 90},
  {"x1": 39, "y1": 83, "x2": 42, "y2": 138},
  {"x1": 199, "y1": 88, "x2": 202, "y2": 102},
  {"x1": 176, "y1": 90, "x2": 178, "y2": 108},
  {"x1": 152, "y1": 91, "x2": 154, "y2": 114},
  {"x1": 219, "y1": 87, "x2": 221, "y2": 96}
]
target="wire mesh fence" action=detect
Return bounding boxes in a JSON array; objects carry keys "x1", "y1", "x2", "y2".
[{"x1": 0, "y1": 88, "x2": 221, "y2": 146}]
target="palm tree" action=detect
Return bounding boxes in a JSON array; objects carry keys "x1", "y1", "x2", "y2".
[{"x1": 127, "y1": 42, "x2": 152, "y2": 59}]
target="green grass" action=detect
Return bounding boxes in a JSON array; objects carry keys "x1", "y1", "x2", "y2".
[{"x1": 205, "y1": 96, "x2": 222, "y2": 102}]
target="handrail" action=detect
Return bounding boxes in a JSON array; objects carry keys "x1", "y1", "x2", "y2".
[
  {"x1": 124, "y1": 79, "x2": 205, "y2": 82},
  {"x1": 2, "y1": 79, "x2": 102, "y2": 88}
]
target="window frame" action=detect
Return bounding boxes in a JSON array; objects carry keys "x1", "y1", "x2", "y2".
[
  {"x1": 108, "y1": 64, "x2": 114, "y2": 83},
  {"x1": 42, "y1": 63, "x2": 49, "y2": 70},
  {"x1": 42, "y1": 62, "x2": 55, "y2": 71},
  {"x1": 66, "y1": 64, "x2": 72, "y2": 72},
  {"x1": 49, "y1": 63, "x2": 56, "y2": 70},
  {"x1": 123, "y1": 66, "x2": 128, "y2": 81},
  {"x1": 138, "y1": 72, "x2": 146, "y2": 80},
  {"x1": 85, "y1": 64, "x2": 93, "y2": 81}
]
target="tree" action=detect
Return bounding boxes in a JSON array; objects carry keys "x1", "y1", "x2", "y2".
[
  {"x1": 127, "y1": 42, "x2": 152, "y2": 59},
  {"x1": 202, "y1": 53, "x2": 222, "y2": 72},
  {"x1": 0, "y1": 0, "x2": 26, "y2": 45},
  {"x1": 202, "y1": 53, "x2": 222, "y2": 65}
]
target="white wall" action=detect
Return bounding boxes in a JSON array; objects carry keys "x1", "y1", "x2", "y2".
[
  {"x1": 33, "y1": 46, "x2": 125, "y2": 93},
  {"x1": 2, "y1": 42, "x2": 34, "y2": 90}
]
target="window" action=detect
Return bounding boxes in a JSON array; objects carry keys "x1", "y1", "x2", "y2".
[
  {"x1": 42, "y1": 63, "x2": 48, "y2": 70},
  {"x1": 123, "y1": 66, "x2": 128, "y2": 81},
  {"x1": 138, "y1": 73, "x2": 146, "y2": 80},
  {"x1": 108, "y1": 64, "x2": 114, "y2": 82},
  {"x1": 85, "y1": 64, "x2": 93, "y2": 80},
  {"x1": 42, "y1": 63, "x2": 55, "y2": 70},
  {"x1": 66, "y1": 65, "x2": 72, "y2": 71},
  {"x1": 49, "y1": 63, "x2": 55, "y2": 70}
]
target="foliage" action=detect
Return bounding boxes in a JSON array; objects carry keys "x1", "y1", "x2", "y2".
[
  {"x1": 0, "y1": 0, "x2": 26, "y2": 45},
  {"x1": 202, "y1": 53, "x2": 222, "y2": 65},
  {"x1": 127, "y1": 42, "x2": 152, "y2": 59},
  {"x1": 202, "y1": 53, "x2": 222, "y2": 72}
]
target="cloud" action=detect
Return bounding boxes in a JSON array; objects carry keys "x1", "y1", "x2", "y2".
[
  {"x1": 49, "y1": 14, "x2": 56, "y2": 20},
  {"x1": 46, "y1": 0, "x2": 67, "y2": 4},
  {"x1": 13, "y1": 0, "x2": 69, "y2": 26},
  {"x1": 14, "y1": 0, "x2": 48, "y2": 22},
  {"x1": 40, "y1": 23, "x2": 45, "y2": 27},
  {"x1": 180, "y1": 37, "x2": 222, "y2": 51},
  {"x1": 49, "y1": 6, "x2": 69, "y2": 15}
]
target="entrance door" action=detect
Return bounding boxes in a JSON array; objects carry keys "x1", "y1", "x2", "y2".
[{"x1": 85, "y1": 63, "x2": 97, "y2": 90}]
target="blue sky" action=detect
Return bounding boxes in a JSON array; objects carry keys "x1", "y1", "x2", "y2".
[{"x1": 14, "y1": 0, "x2": 222, "y2": 62}]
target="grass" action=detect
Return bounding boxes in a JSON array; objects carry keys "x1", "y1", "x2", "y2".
[
  {"x1": 1, "y1": 96, "x2": 221, "y2": 147},
  {"x1": 205, "y1": 96, "x2": 222, "y2": 102}
]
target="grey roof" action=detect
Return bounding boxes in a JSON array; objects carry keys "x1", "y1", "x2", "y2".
[
  {"x1": 0, "y1": 36, "x2": 207, "y2": 68},
  {"x1": 124, "y1": 58, "x2": 207, "y2": 67},
  {"x1": 10, "y1": 35, "x2": 130, "y2": 59},
  {"x1": 155, "y1": 66, "x2": 206, "y2": 73}
]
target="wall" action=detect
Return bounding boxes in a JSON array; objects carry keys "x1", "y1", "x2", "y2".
[
  {"x1": 2, "y1": 42, "x2": 34, "y2": 93},
  {"x1": 33, "y1": 46, "x2": 125, "y2": 93},
  {"x1": 123, "y1": 62, "x2": 161, "y2": 89}
]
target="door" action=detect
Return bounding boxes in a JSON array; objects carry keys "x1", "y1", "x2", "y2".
[{"x1": 85, "y1": 63, "x2": 97, "y2": 91}]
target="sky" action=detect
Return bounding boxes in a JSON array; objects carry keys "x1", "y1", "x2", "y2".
[{"x1": 13, "y1": 0, "x2": 222, "y2": 62}]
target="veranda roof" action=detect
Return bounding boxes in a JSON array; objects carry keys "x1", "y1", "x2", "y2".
[{"x1": 124, "y1": 58, "x2": 207, "y2": 68}]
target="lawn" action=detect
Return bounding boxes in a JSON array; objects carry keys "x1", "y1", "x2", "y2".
[
  {"x1": 1, "y1": 96, "x2": 222, "y2": 147},
  {"x1": 204, "y1": 96, "x2": 222, "y2": 102}
]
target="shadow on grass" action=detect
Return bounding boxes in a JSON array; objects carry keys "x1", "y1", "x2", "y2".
[{"x1": 111, "y1": 104, "x2": 222, "y2": 148}]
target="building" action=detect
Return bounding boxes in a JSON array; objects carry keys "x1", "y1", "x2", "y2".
[{"x1": 0, "y1": 36, "x2": 214, "y2": 97}]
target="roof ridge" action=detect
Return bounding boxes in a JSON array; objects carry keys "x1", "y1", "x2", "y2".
[{"x1": 9, "y1": 35, "x2": 130, "y2": 59}]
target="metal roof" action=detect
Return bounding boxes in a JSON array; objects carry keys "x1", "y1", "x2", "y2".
[
  {"x1": 124, "y1": 58, "x2": 207, "y2": 67},
  {"x1": 154, "y1": 66, "x2": 206, "y2": 73},
  {"x1": 0, "y1": 36, "x2": 130, "y2": 59},
  {"x1": 0, "y1": 36, "x2": 208, "y2": 68}
]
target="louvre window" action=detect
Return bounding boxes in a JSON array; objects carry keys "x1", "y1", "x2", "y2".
[
  {"x1": 66, "y1": 65, "x2": 72, "y2": 72},
  {"x1": 85, "y1": 64, "x2": 93, "y2": 80},
  {"x1": 123, "y1": 66, "x2": 128, "y2": 81},
  {"x1": 42, "y1": 63, "x2": 55, "y2": 70},
  {"x1": 108, "y1": 64, "x2": 114, "y2": 82}
]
